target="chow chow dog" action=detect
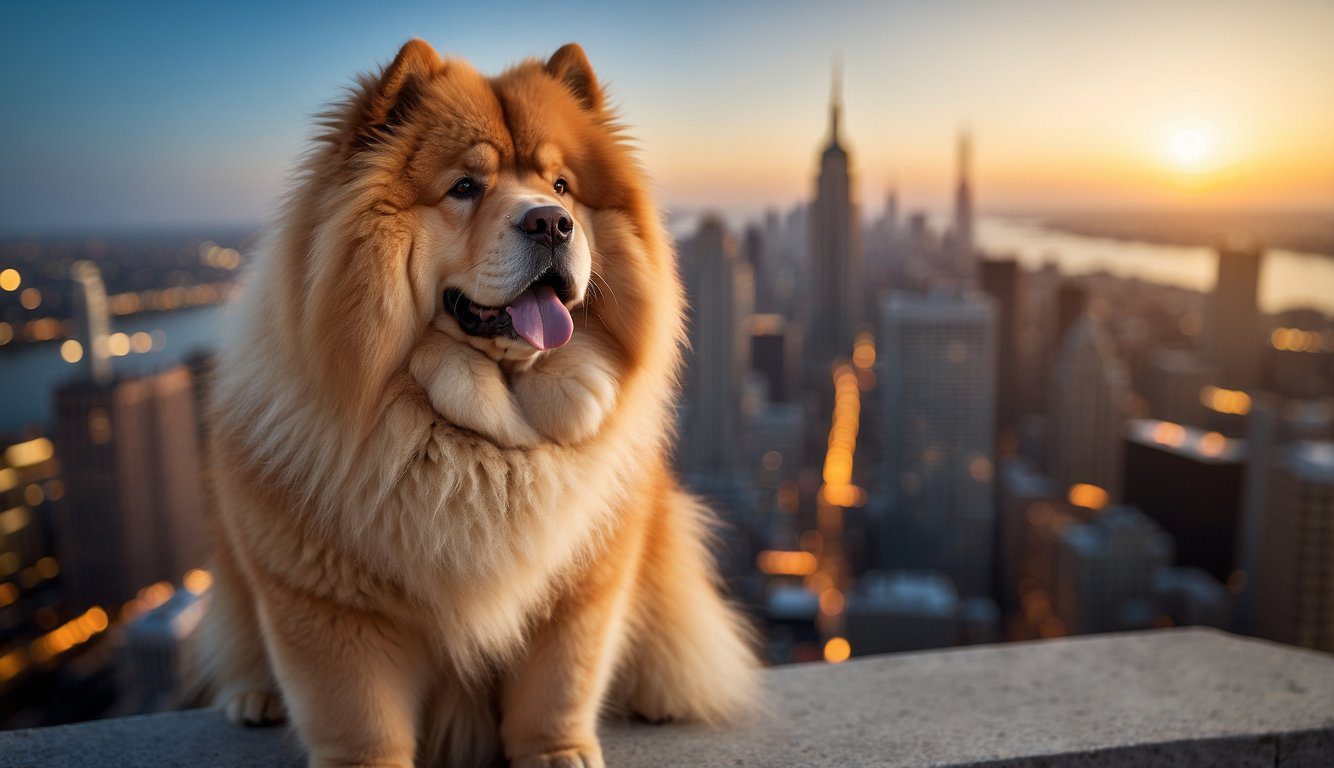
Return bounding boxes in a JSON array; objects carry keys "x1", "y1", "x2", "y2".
[{"x1": 192, "y1": 39, "x2": 758, "y2": 768}]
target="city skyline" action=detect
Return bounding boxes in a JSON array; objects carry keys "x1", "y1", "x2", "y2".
[{"x1": 4, "y1": 0, "x2": 1334, "y2": 232}]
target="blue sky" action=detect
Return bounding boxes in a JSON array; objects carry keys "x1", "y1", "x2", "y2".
[{"x1": 3, "y1": 1, "x2": 1332, "y2": 232}]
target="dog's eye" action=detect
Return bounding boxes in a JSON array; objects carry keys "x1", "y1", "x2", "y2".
[
  {"x1": 447, "y1": 178, "x2": 479, "y2": 199},
  {"x1": 553, "y1": 178, "x2": 569, "y2": 196}
]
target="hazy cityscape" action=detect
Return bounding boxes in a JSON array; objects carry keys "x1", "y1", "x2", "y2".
[
  {"x1": 0, "y1": 64, "x2": 1331, "y2": 726},
  {"x1": 3, "y1": 1, "x2": 1334, "y2": 742}
]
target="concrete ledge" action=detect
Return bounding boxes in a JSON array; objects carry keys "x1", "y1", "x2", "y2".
[{"x1": 2, "y1": 628, "x2": 1332, "y2": 767}]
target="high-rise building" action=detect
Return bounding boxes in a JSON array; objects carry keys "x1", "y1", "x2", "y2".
[
  {"x1": 1207, "y1": 245, "x2": 1263, "y2": 390},
  {"x1": 1053, "y1": 505, "x2": 1174, "y2": 635},
  {"x1": 807, "y1": 67, "x2": 861, "y2": 367},
  {"x1": 980, "y1": 258, "x2": 1020, "y2": 437},
  {"x1": 878, "y1": 291, "x2": 997, "y2": 596},
  {"x1": 1255, "y1": 441, "x2": 1334, "y2": 653},
  {"x1": 949, "y1": 131, "x2": 976, "y2": 283},
  {"x1": 54, "y1": 365, "x2": 210, "y2": 610},
  {"x1": 680, "y1": 215, "x2": 753, "y2": 473},
  {"x1": 679, "y1": 216, "x2": 757, "y2": 583},
  {"x1": 1122, "y1": 419, "x2": 1246, "y2": 583},
  {"x1": 1047, "y1": 313, "x2": 1131, "y2": 499}
]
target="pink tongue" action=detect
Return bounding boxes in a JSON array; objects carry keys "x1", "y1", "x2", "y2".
[{"x1": 506, "y1": 284, "x2": 573, "y2": 350}]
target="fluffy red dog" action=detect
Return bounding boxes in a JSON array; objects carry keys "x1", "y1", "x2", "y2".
[{"x1": 192, "y1": 39, "x2": 759, "y2": 768}]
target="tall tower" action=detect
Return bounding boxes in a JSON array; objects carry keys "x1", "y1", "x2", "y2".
[
  {"x1": 680, "y1": 215, "x2": 753, "y2": 473},
  {"x1": 808, "y1": 63, "x2": 861, "y2": 368},
  {"x1": 951, "y1": 130, "x2": 976, "y2": 282}
]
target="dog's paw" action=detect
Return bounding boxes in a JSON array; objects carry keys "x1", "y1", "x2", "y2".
[
  {"x1": 411, "y1": 330, "x2": 541, "y2": 449},
  {"x1": 512, "y1": 338, "x2": 617, "y2": 446},
  {"x1": 220, "y1": 688, "x2": 286, "y2": 726},
  {"x1": 511, "y1": 747, "x2": 604, "y2": 768}
]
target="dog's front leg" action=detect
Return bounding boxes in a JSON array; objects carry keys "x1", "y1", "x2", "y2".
[
  {"x1": 499, "y1": 512, "x2": 644, "y2": 768},
  {"x1": 510, "y1": 334, "x2": 619, "y2": 446},
  {"x1": 411, "y1": 329, "x2": 541, "y2": 449},
  {"x1": 255, "y1": 579, "x2": 425, "y2": 768}
]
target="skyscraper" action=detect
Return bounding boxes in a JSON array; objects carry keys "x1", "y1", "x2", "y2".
[
  {"x1": 678, "y1": 215, "x2": 757, "y2": 581},
  {"x1": 808, "y1": 66, "x2": 861, "y2": 367},
  {"x1": 1047, "y1": 313, "x2": 1131, "y2": 499},
  {"x1": 980, "y1": 258, "x2": 1020, "y2": 437},
  {"x1": 1255, "y1": 440, "x2": 1334, "y2": 653},
  {"x1": 879, "y1": 291, "x2": 997, "y2": 596},
  {"x1": 54, "y1": 365, "x2": 210, "y2": 610},
  {"x1": 1207, "y1": 245, "x2": 1263, "y2": 390},
  {"x1": 680, "y1": 215, "x2": 753, "y2": 473},
  {"x1": 950, "y1": 131, "x2": 976, "y2": 283}
]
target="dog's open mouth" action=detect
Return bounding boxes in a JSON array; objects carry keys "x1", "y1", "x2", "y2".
[{"x1": 444, "y1": 267, "x2": 576, "y2": 350}]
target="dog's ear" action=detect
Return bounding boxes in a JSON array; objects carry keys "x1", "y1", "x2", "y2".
[
  {"x1": 546, "y1": 43, "x2": 602, "y2": 112},
  {"x1": 359, "y1": 39, "x2": 442, "y2": 138}
]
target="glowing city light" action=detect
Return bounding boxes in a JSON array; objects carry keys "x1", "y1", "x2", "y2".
[
  {"x1": 0, "y1": 507, "x2": 31, "y2": 536},
  {"x1": 30, "y1": 606, "x2": 109, "y2": 663},
  {"x1": 184, "y1": 568, "x2": 213, "y2": 595},
  {"x1": 1067, "y1": 483, "x2": 1110, "y2": 510},
  {"x1": 818, "y1": 588, "x2": 845, "y2": 617},
  {"x1": 1198, "y1": 431, "x2": 1227, "y2": 458},
  {"x1": 0, "y1": 269, "x2": 20, "y2": 292},
  {"x1": 60, "y1": 339, "x2": 84, "y2": 363},
  {"x1": 1271, "y1": 327, "x2": 1326, "y2": 353},
  {"x1": 823, "y1": 636, "x2": 852, "y2": 664},
  {"x1": 1151, "y1": 421, "x2": 1188, "y2": 447},
  {"x1": 4, "y1": 438, "x2": 54, "y2": 468},
  {"x1": 756, "y1": 550, "x2": 819, "y2": 576},
  {"x1": 108, "y1": 332, "x2": 131, "y2": 357},
  {"x1": 1200, "y1": 385, "x2": 1251, "y2": 416},
  {"x1": 0, "y1": 649, "x2": 26, "y2": 683},
  {"x1": 19, "y1": 287, "x2": 41, "y2": 310},
  {"x1": 852, "y1": 331, "x2": 876, "y2": 369}
]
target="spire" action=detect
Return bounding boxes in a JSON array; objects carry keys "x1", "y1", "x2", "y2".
[
  {"x1": 957, "y1": 129, "x2": 971, "y2": 193},
  {"x1": 827, "y1": 57, "x2": 843, "y2": 148}
]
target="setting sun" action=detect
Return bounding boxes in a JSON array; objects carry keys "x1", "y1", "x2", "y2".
[{"x1": 1165, "y1": 123, "x2": 1215, "y2": 172}]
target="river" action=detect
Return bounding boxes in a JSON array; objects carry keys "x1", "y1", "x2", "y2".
[
  {"x1": 0, "y1": 305, "x2": 229, "y2": 434},
  {"x1": 976, "y1": 217, "x2": 1334, "y2": 316}
]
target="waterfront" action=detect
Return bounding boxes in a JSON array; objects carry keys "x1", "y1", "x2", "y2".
[
  {"x1": 0, "y1": 305, "x2": 227, "y2": 434},
  {"x1": 977, "y1": 217, "x2": 1334, "y2": 315}
]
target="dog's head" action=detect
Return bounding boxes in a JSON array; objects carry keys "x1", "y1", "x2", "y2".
[{"x1": 292, "y1": 40, "x2": 649, "y2": 386}]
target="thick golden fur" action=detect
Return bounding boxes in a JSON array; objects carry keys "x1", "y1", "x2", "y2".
[{"x1": 194, "y1": 40, "x2": 759, "y2": 768}]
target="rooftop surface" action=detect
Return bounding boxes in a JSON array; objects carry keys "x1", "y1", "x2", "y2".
[{"x1": 2, "y1": 627, "x2": 1331, "y2": 767}]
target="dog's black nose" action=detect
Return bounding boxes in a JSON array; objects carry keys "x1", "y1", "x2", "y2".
[{"x1": 519, "y1": 206, "x2": 573, "y2": 248}]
